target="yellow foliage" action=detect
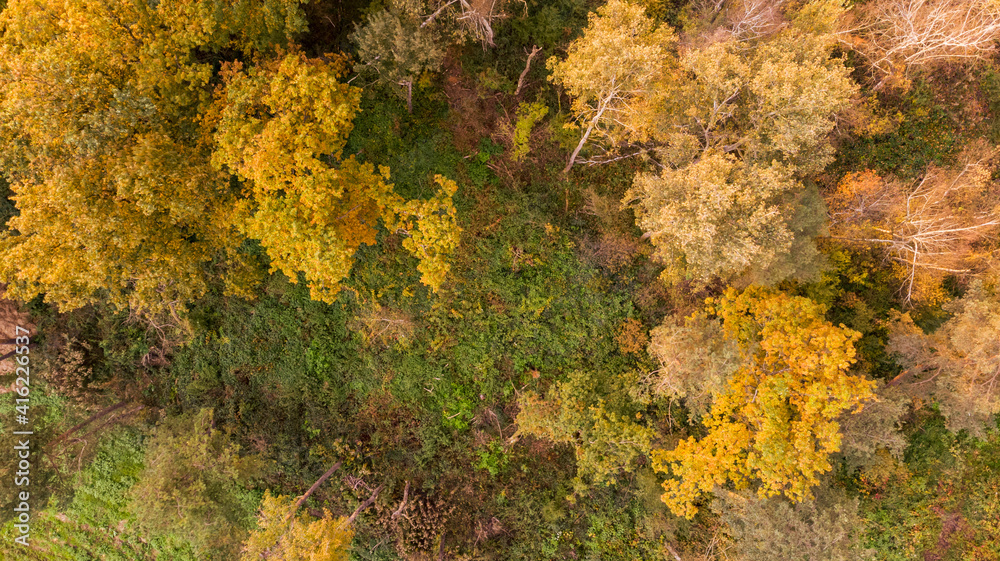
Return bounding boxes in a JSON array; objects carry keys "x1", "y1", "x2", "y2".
[
  {"x1": 614, "y1": 318, "x2": 649, "y2": 355},
  {"x1": 213, "y1": 52, "x2": 461, "y2": 300},
  {"x1": 651, "y1": 287, "x2": 876, "y2": 518},
  {"x1": 0, "y1": 0, "x2": 299, "y2": 314},
  {"x1": 241, "y1": 491, "x2": 354, "y2": 561},
  {"x1": 0, "y1": 0, "x2": 461, "y2": 315}
]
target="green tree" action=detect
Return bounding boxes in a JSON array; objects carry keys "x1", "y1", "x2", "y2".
[
  {"x1": 128, "y1": 409, "x2": 261, "y2": 557},
  {"x1": 651, "y1": 287, "x2": 875, "y2": 518},
  {"x1": 515, "y1": 370, "x2": 656, "y2": 493},
  {"x1": 351, "y1": 0, "x2": 445, "y2": 113}
]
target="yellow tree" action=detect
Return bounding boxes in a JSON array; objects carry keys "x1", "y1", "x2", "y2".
[
  {"x1": 211, "y1": 50, "x2": 460, "y2": 301},
  {"x1": 547, "y1": 0, "x2": 677, "y2": 172},
  {"x1": 651, "y1": 287, "x2": 875, "y2": 518},
  {"x1": 622, "y1": 0, "x2": 857, "y2": 284},
  {"x1": 0, "y1": 0, "x2": 306, "y2": 315},
  {"x1": 241, "y1": 491, "x2": 354, "y2": 561},
  {"x1": 0, "y1": 0, "x2": 461, "y2": 316}
]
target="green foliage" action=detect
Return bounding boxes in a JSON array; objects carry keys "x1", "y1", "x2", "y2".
[
  {"x1": 516, "y1": 370, "x2": 656, "y2": 489},
  {"x1": 857, "y1": 414, "x2": 1000, "y2": 559},
  {"x1": 467, "y1": 137, "x2": 504, "y2": 188},
  {"x1": 129, "y1": 409, "x2": 262, "y2": 558},
  {"x1": 0, "y1": 430, "x2": 200, "y2": 560},
  {"x1": 352, "y1": 0, "x2": 444, "y2": 110},
  {"x1": 833, "y1": 83, "x2": 961, "y2": 178},
  {"x1": 512, "y1": 101, "x2": 550, "y2": 162},
  {"x1": 475, "y1": 440, "x2": 510, "y2": 478}
]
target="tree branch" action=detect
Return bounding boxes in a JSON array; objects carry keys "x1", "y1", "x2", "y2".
[{"x1": 289, "y1": 461, "x2": 343, "y2": 520}]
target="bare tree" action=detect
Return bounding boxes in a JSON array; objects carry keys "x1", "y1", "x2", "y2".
[
  {"x1": 828, "y1": 149, "x2": 1000, "y2": 304},
  {"x1": 851, "y1": 0, "x2": 1000, "y2": 89},
  {"x1": 423, "y1": 0, "x2": 506, "y2": 46},
  {"x1": 726, "y1": 0, "x2": 787, "y2": 41}
]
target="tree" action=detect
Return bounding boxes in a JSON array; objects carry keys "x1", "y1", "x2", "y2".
[
  {"x1": 352, "y1": 0, "x2": 445, "y2": 113},
  {"x1": 645, "y1": 291, "x2": 743, "y2": 418},
  {"x1": 887, "y1": 279, "x2": 1000, "y2": 436},
  {"x1": 627, "y1": 153, "x2": 803, "y2": 284},
  {"x1": 651, "y1": 287, "x2": 875, "y2": 518},
  {"x1": 827, "y1": 147, "x2": 1000, "y2": 304},
  {"x1": 713, "y1": 485, "x2": 874, "y2": 561},
  {"x1": 642, "y1": 0, "x2": 856, "y2": 173},
  {"x1": 211, "y1": 51, "x2": 461, "y2": 302},
  {"x1": 129, "y1": 409, "x2": 262, "y2": 557},
  {"x1": 834, "y1": 381, "x2": 908, "y2": 469},
  {"x1": 851, "y1": 0, "x2": 1000, "y2": 90},
  {"x1": 623, "y1": 0, "x2": 856, "y2": 283},
  {"x1": 515, "y1": 370, "x2": 656, "y2": 492},
  {"x1": 546, "y1": 0, "x2": 677, "y2": 172},
  {"x1": 0, "y1": 0, "x2": 304, "y2": 316},
  {"x1": 241, "y1": 491, "x2": 354, "y2": 561},
  {"x1": 0, "y1": 0, "x2": 461, "y2": 316}
]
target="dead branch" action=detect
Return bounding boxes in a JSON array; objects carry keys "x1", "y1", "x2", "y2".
[
  {"x1": 289, "y1": 461, "x2": 343, "y2": 519},
  {"x1": 829, "y1": 155, "x2": 1000, "y2": 304},
  {"x1": 345, "y1": 484, "x2": 384, "y2": 525},
  {"x1": 47, "y1": 401, "x2": 130, "y2": 450},
  {"x1": 514, "y1": 45, "x2": 541, "y2": 96},
  {"x1": 391, "y1": 480, "x2": 411, "y2": 519},
  {"x1": 852, "y1": 0, "x2": 1000, "y2": 88}
]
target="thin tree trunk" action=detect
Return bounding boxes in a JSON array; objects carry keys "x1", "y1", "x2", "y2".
[
  {"x1": 514, "y1": 45, "x2": 541, "y2": 96},
  {"x1": 563, "y1": 99, "x2": 609, "y2": 173},
  {"x1": 405, "y1": 80, "x2": 414, "y2": 114},
  {"x1": 48, "y1": 401, "x2": 130, "y2": 450},
  {"x1": 289, "y1": 461, "x2": 343, "y2": 519}
]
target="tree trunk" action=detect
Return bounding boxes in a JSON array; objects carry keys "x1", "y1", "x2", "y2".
[
  {"x1": 563, "y1": 111, "x2": 601, "y2": 173},
  {"x1": 289, "y1": 461, "x2": 343, "y2": 519},
  {"x1": 405, "y1": 80, "x2": 413, "y2": 114},
  {"x1": 515, "y1": 45, "x2": 541, "y2": 96},
  {"x1": 48, "y1": 401, "x2": 130, "y2": 450}
]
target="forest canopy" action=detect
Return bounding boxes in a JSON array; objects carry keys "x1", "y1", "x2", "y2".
[{"x1": 1, "y1": 0, "x2": 1000, "y2": 559}]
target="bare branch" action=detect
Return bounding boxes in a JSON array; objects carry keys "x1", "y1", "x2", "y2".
[{"x1": 514, "y1": 45, "x2": 541, "y2": 96}]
